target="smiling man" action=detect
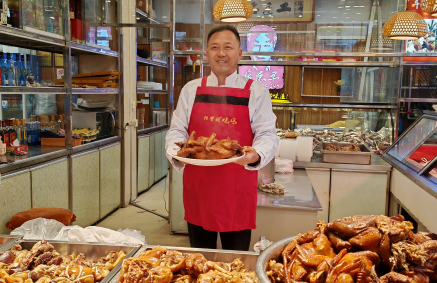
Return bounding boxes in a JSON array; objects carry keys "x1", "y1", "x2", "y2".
[{"x1": 165, "y1": 25, "x2": 278, "y2": 251}]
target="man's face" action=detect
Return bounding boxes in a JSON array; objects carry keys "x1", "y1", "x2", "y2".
[{"x1": 206, "y1": 30, "x2": 242, "y2": 78}]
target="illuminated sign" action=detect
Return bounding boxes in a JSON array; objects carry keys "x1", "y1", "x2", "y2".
[{"x1": 238, "y1": 25, "x2": 285, "y2": 89}]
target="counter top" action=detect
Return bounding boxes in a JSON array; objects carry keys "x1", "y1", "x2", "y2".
[
  {"x1": 0, "y1": 136, "x2": 122, "y2": 174},
  {"x1": 257, "y1": 169, "x2": 322, "y2": 211},
  {"x1": 294, "y1": 152, "x2": 391, "y2": 172}
]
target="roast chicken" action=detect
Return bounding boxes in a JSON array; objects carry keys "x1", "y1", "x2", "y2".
[
  {"x1": 175, "y1": 132, "x2": 252, "y2": 160},
  {"x1": 268, "y1": 215, "x2": 437, "y2": 283},
  {"x1": 118, "y1": 246, "x2": 259, "y2": 283},
  {"x1": 0, "y1": 240, "x2": 125, "y2": 283}
]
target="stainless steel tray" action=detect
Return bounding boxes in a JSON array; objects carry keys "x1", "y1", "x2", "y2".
[
  {"x1": 320, "y1": 142, "x2": 374, "y2": 165},
  {"x1": 109, "y1": 245, "x2": 259, "y2": 283},
  {"x1": 255, "y1": 236, "x2": 297, "y2": 283},
  {"x1": 0, "y1": 240, "x2": 140, "y2": 283},
  {"x1": 0, "y1": 235, "x2": 22, "y2": 250}
]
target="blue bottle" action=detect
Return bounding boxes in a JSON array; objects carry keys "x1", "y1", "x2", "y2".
[
  {"x1": 25, "y1": 54, "x2": 34, "y2": 85},
  {"x1": 11, "y1": 53, "x2": 18, "y2": 86},
  {"x1": 16, "y1": 54, "x2": 25, "y2": 87},
  {"x1": 0, "y1": 52, "x2": 8, "y2": 86},
  {"x1": 6, "y1": 53, "x2": 16, "y2": 86}
]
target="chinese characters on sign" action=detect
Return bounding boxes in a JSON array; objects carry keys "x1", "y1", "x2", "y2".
[
  {"x1": 204, "y1": 116, "x2": 238, "y2": 125},
  {"x1": 238, "y1": 25, "x2": 285, "y2": 90}
]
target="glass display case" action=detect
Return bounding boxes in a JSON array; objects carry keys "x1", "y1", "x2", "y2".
[{"x1": 383, "y1": 111, "x2": 437, "y2": 192}]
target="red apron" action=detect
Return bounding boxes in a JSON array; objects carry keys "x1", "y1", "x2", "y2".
[{"x1": 183, "y1": 76, "x2": 258, "y2": 232}]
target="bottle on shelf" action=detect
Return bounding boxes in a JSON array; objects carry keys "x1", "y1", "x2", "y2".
[
  {"x1": 8, "y1": 0, "x2": 20, "y2": 28},
  {"x1": 6, "y1": 53, "x2": 15, "y2": 86},
  {"x1": 25, "y1": 54, "x2": 34, "y2": 86},
  {"x1": 21, "y1": 119, "x2": 27, "y2": 145},
  {"x1": 2, "y1": 120, "x2": 10, "y2": 146},
  {"x1": 11, "y1": 53, "x2": 18, "y2": 86},
  {"x1": 57, "y1": 115, "x2": 62, "y2": 132},
  {"x1": 17, "y1": 54, "x2": 25, "y2": 86},
  {"x1": 8, "y1": 119, "x2": 16, "y2": 145},
  {"x1": 15, "y1": 119, "x2": 21, "y2": 144},
  {"x1": 1, "y1": 53, "x2": 6, "y2": 86},
  {"x1": 0, "y1": 52, "x2": 2, "y2": 86}
]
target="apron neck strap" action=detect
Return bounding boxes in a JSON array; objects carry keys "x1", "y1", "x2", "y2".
[
  {"x1": 201, "y1": 77, "x2": 208, "y2": 87},
  {"x1": 244, "y1": 79, "x2": 254, "y2": 90}
]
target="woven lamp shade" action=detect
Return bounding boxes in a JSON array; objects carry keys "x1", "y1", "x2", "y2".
[
  {"x1": 213, "y1": 0, "x2": 254, "y2": 22},
  {"x1": 353, "y1": 40, "x2": 367, "y2": 52},
  {"x1": 371, "y1": 35, "x2": 394, "y2": 50},
  {"x1": 382, "y1": 10, "x2": 429, "y2": 40},
  {"x1": 421, "y1": 0, "x2": 437, "y2": 16}
]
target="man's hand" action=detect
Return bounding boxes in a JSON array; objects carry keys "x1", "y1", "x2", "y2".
[{"x1": 233, "y1": 147, "x2": 260, "y2": 166}]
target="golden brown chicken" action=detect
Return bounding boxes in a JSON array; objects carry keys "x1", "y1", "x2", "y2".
[{"x1": 176, "y1": 132, "x2": 248, "y2": 160}]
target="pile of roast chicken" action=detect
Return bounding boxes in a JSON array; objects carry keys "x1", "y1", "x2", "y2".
[
  {"x1": 0, "y1": 240, "x2": 126, "y2": 283},
  {"x1": 118, "y1": 246, "x2": 259, "y2": 283},
  {"x1": 267, "y1": 215, "x2": 437, "y2": 283},
  {"x1": 176, "y1": 131, "x2": 252, "y2": 160}
]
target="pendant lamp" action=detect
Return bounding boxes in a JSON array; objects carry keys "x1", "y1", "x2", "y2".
[
  {"x1": 371, "y1": 25, "x2": 394, "y2": 50},
  {"x1": 213, "y1": 0, "x2": 254, "y2": 22},
  {"x1": 421, "y1": 0, "x2": 437, "y2": 16},
  {"x1": 382, "y1": 10, "x2": 428, "y2": 40}
]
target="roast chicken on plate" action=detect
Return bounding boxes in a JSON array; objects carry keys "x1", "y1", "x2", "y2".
[{"x1": 175, "y1": 131, "x2": 252, "y2": 160}]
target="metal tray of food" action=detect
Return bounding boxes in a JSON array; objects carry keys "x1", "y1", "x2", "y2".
[
  {"x1": 320, "y1": 142, "x2": 374, "y2": 165},
  {"x1": 108, "y1": 245, "x2": 259, "y2": 283},
  {"x1": 0, "y1": 240, "x2": 141, "y2": 283},
  {"x1": 255, "y1": 236, "x2": 296, "y2": 283}
]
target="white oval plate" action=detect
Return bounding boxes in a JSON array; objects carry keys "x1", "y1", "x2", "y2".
[{"x1": 167, "y1": 146, "x2": 245, "y2": 166}]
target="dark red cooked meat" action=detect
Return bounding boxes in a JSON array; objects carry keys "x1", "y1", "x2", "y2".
[{"x1": 0, "y1": 250, "x2": 15, "y2": 264}]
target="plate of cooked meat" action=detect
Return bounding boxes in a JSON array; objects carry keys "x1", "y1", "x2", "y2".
[{"x1": 168, "y1": 131, "x2": 252, "y2": 166}]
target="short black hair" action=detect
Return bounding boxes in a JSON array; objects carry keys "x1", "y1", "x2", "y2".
[{"x1": 207, "y1": 25, "x2": 240, "y2": 46}]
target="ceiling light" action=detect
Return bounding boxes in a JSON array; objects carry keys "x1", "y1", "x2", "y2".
[
  {"x1": 382, "y1": 10, "x2": 428, "y2": 40},
  {"x1": 338, "y1": 6, "x2": 343, "y2": 8},
  {"x1": 345, "y1": 5, "x2": 351, "y2": 8},
  {"x1": 298, "y1": 15, "x2": 302, "y2": 17},
  {"x1": 356, "y1": 13, "x2": 361, "y2": 14},
  {"x1": 265, "y1": 7, "x2": 271, "y2": 10},
  {"x1": 371, "y1": 35, "x2": 394, "y2": 50},
  {"x1": 343, "y1": 13, "x2": 348, "y2": 14},
  {"x1": 420, "y1": 0, "x2": 437, "y2": 16},
  {"x1": 213, "y1": 0, "x2": 254, "y2": 22},
  {"x1": 317, "y1": 14, "x2": 320, "y2": 16},
  {"x1": 346, "y1": 17, "x2": 350, "y2": 18},
  {"x1": 332, "y1": 17, "x2": 337, "y2": 19},
  {"x1": 353, "y1": 6, "x2": 365, "y2": 7}
]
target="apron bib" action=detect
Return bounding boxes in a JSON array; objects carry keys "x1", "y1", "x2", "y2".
[{"x1": 183, "y1": 76, "x2": 258, "y2": 232}]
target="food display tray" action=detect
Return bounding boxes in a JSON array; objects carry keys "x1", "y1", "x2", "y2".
[
  {"x1": 108, "y1": 245, "x2": 259, "y2": 283},
  {"x1": 255, "y1": 236, "x2": 297, "y2": 283},
  {"x1": 0, "y1": 235, "x2": 22, "y2": 249},
  {"x1": 320, "y1": 142, "x2": 374, "y2": 165},
  {"x1": 0, "y1": 240, "x2": 141, "y2": 283}
]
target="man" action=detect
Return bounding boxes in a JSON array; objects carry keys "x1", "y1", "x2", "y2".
[{"x1": 165, "y1": 25, "x2": 278, "y2": 251}]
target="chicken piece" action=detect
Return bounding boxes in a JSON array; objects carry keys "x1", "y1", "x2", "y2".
[
  {"x1": 118, "y1": 258, "x2": 151, "y2": 283},
  {"x1": 266, "y1": 260, "x2": 284, "y2": 283},
  {"x1": 148, "y1": 266, "x2": 173, "y2": 283},
  {"x1": 67, "y1": 264, "x2": 94, "y2": 283},
  {"x1": 326, "y1": 232, "x2": 352, "y2": 252},
  {"x1": 348, "y1": 227, "x2": 382, "y2": 254},
  {"x1": 380, "y1": 272, "x2": 415, "y2": 283},
  {"x1": 184, "y1": 253, "x2": 207, "y2": 278},
  {"x1": 170, "y1": 275, "x2": 194, "y2": 283},
  {"x1": 325, "y1": 252, "x2": 379, "y2": 283},
  {"x1": 215, "y1": 138, "x2": 243, "y2": 151},
  {"x1": 0, "y1": 251, "x2": 15, "y2": 265},
  {"x1": 204, "y1": 133, "x2": 217, "y2": 151},
  {"x1": 98, "y1": 251, "x2": 126, "y2": 271},
  {"x1": 193, "y1": 146, "x2": 235, "y2": 160},
  {"x1": 160, "y1": 250, "x2": 186, "y2": 273},
  {"x1": 138, "y1": 246, "x2": 168, "y2": 268}
]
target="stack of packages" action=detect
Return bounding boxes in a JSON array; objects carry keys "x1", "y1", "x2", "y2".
[{"x1": 57, "y1": 70, "x2": 120, "y2": 88}]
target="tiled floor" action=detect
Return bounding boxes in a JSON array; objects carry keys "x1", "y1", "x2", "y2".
[{"x1": 97, "y1": 177, "x2": 190, "y2": 247}]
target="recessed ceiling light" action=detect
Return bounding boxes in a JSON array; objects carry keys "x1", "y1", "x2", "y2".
[
  {"x1": 356, "y1": 13, "x2": 361, "y2": 14},
  {"x1": 265, "y1": 7, "x2": 271, "y2": 10},
  {"x1": 343, "y1": 13, "x2": 348, "y2": 14},
  {"x1": 346, "y1": 17, "x2": 350, "y2": 18},
  {"x1": 338, "y1": 6, "x2": 343, "y2": 8},
  {"x1": 345, "y1": 5, "x2": 351, "y2": 8},
  {"x1": 332, "y1": 17, "x2": 337, "y2": 19},
  {"x1": 298, "y1": 15, "x2": 302, "y2": 17},
  {"x1": 353, "y1": 6, "x2": 365, "y2": 7},
  {"x1": 317, "y1": 14, "x2": 320, "y2": 16}
]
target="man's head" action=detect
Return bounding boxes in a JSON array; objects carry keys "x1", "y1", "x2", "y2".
[
  {"x1": 206, "y1": 25, "x2": 242, "y2": 78},
  {"x1": 247, "y1": 25, "x2": 277, "y2": 61}
]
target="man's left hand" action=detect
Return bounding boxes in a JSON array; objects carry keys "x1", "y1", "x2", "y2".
[{"x1": 233, "y1": 147, "x2": 260, "y2": 166}]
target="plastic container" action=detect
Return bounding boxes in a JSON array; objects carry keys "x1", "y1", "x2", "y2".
[
  {"x1": 278, "y1": 139, "x2": 297, "y2": 161},
  {"x1": 296, "y1": 136, "x2": 313, "y2": 162},
  {"x1": 41, "y1": 137, "x2": 82, "y2": 147}
]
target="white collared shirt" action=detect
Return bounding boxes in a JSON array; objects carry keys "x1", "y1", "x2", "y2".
[{"x1": 165, "y1": 70, "x2": 279, "y2": 171}]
